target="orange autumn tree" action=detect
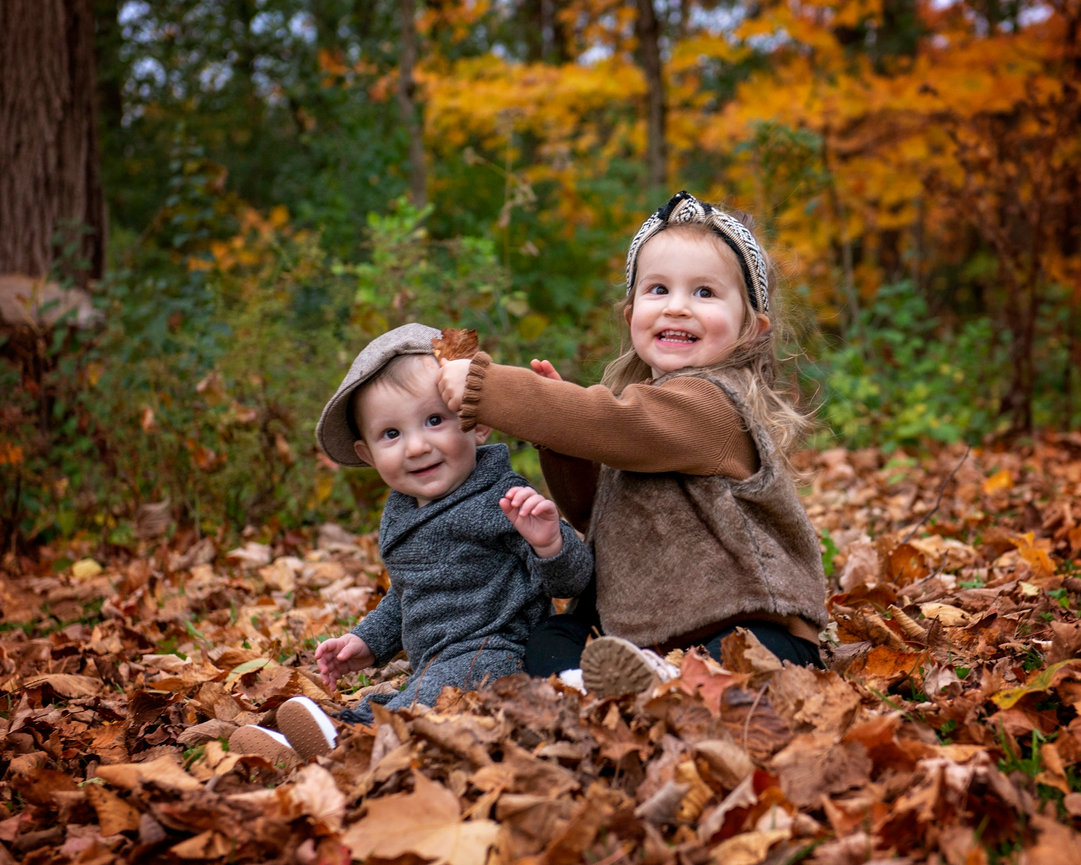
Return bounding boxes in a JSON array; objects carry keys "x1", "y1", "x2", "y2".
[{"x1": 694, "y1": 0, "x2": 1081, "y2": 433}]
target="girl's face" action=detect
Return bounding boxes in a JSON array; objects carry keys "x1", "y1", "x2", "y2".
[{"x1": 627, "y1": 229, "x2": 769, "y2": 378}]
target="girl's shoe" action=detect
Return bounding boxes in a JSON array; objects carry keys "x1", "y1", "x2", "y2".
[
  {"x1": 580, "y1": 635, "x2": 679, "y2": 698},
  {"x1": 228, "y1": 725, "x2": 299, "y2": 770},
  {"x1": 275, "y1": 696, "x2": 339, "y2": 760}
]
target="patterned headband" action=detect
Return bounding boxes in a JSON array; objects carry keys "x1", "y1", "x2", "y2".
[{"x1": 625, "y1": 190, "x2": 770, "y2": 313}]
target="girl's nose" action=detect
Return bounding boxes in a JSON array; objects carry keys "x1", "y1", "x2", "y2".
[{"x1": 663, "y1": 290, "x2": 691, "y2": 315}]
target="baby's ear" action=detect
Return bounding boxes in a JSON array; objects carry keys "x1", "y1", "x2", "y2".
[
  {"x1": 473, "y1": 424, "x2": 493, "y2": 445},
  {"x1": 353, "y1": 440, "x2": 374, "y2": 464}
]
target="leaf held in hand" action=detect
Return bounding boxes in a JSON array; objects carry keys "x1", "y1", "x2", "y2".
[{"x1": 431, "y1": 328, "x2": 479, "y2": 362}]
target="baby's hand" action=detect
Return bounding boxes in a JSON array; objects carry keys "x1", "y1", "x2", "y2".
[
  {"x1": 315, "y1": 633, "x2": 374, "y2": 691},
  {"x1": 501, "y1": 485, "x2": 563, "y2": 559},
  {"x1": 530, "y1": 358, "x2": 562, "y2": 381},
  {"x1": 436, "y1": 358, "x2": 471, "y2": 412}
]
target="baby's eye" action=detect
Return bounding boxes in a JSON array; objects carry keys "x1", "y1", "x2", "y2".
[
  {"x1": 381, "y1": 428, "x2": 400, "y2": 441},
  {"x1": 425, "y1": 414, "x2": 444, "y2": 428},
  {"x1": 646, "y1": 283, "x2": 668, "y2": 295},
  {"x1": 693, "y1": 286, "x2": 714, "y2": 298}
]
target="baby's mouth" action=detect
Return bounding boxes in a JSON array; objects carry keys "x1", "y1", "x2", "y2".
[
  {"x1": 657, "y1": 330, "x2": 697, "y2": 343},
  {"x1": 410, "y1": 462, "x2": 442, "y2": 476}
]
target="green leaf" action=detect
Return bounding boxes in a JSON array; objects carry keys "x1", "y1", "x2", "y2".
[
  {"x1": 224, "y1": 657, "x2": 271, "y2": 686},
  {"x1": 990, "y1": 659, "x2": 1080, "y2": 709}
]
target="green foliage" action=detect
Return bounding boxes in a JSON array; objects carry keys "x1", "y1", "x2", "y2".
[
  {"x1": 2, "y1": 184, "x2": 543, "y2": 548},
  {"x1": 806, "y1": 282, "x2": 1012, "y2": 450}
]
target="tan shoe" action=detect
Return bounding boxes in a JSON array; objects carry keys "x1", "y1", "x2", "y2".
[
  {"x1": 228, "y1": 725, "x2": 299, "y2": 770},
  {"x1": 581, "y1": 635, "x2": 679, "y2": 698},
  {"x1": 276, "y1": 696, "x2": 339, "y2": 760}
]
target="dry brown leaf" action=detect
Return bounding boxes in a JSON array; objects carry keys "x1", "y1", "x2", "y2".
[
  {"x1": 287, "y1": 764, "x2": 346, "y2": 832},
  {"x1": 84, "y1": 783, "x2": 141, "y2": 836},
  {"x1": 170, "y1": 830, "x2": 234, "y2": 859},
  {"x1": 21, "y1": 673, "x2": 103, "y2": 698},
  {"x1": 709, "y1": 828, "x2": 791, "y2": 865},
  {"x1": 93, "y1": 754, "x2": 202, "y2": 792},
  {"x1": 769, "y1": 733, "x2": 873, "y2": 808},
  {"x1": 342, "y1": 771, "x2": 499, "y2": 865},
  {"x1": 694, "y1": 737, "x2": 755, "y2": 791},
  {"x1": 431, "y1": 328, "x2": 479, "y2": 362}
]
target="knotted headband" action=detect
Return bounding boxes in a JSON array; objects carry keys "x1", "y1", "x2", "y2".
[{"x1": 625, "y1": 190, "x2": 769, "y2": 313}]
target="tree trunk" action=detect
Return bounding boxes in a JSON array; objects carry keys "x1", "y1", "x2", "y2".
[
  {"x1": 0, "y1": 0, "x2": 105, "y2": 289},
  {"x1": 635, "y1": 0, "x2": 667, "y2": 196},
  {"x1": 398, "y1": 0, "x2": 427, "y2": 209}
]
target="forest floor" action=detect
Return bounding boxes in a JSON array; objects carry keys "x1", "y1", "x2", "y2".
[{"x1": 3, "y1": 435, "x2": 1081, "y2": 864}]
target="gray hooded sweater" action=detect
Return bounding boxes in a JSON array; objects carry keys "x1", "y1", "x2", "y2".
[{"x1": 343, "y1": 443, "x2": 592, "y2": 722}]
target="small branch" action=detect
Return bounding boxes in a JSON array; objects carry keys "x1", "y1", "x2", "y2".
[{"x1": 900, "y1": 446, "x2": 971, "y2": 545}]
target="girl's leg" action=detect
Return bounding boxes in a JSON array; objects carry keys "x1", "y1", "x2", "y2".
[
  {"x1": 700, "y1": 621, "x2": 824, "y2": 668},
  {"x1": 524, "y1": 583, "x2": 601, "y2": 677}
]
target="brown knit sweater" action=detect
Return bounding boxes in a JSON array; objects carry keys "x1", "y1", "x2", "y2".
[{"x1": 459, "y1": 352, "x2": 828, "y2": 647}]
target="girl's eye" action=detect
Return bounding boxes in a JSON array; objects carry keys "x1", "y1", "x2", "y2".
[
  {"x1": 694, "y1": 286, "x2": 714, "y2": 298},
  {"x1": 646, "y1": 284, "x2": 668, "y2": 295},
  {"x1": 425, "y1": 414, "x2": 444, "y2": 428}
]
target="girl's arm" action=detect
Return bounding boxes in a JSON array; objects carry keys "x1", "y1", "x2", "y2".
[
  {"x1": 538, "y1": 447, "x2": 598, "y2": 534},
  {"x1": 441, "y1": 353, "x2": 758, "y2": 478}
]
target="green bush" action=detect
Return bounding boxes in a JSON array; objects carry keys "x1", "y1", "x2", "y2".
[
  {"x1": 2, "y1": 194, "x2": 548, "y2": 551},
  {"x1": 806, "y1": 282, "x2": 1010, "y2": 450}
]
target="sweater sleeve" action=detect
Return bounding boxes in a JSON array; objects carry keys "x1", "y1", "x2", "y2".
[
  {"x1": 538, "y1": 447, "x2": 598, "y2": 534},
  {"x1": 460, "y1": 352, "x2": 757, "y2": 478},
  {"x1": 529, "y1": 520, "x2": 593, "y2": 599},
  {"x1": 350, "y1": 589, "x2": 404, "y2": 666}
]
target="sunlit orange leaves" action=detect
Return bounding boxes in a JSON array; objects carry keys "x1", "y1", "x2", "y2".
[{"x1": 0, "y1": 440, "x2": 22, "y2": 465}]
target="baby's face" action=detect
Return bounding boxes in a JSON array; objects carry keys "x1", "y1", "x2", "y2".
[{"x1": 352, "y1": 358, "x2": 485, "y2": 507}]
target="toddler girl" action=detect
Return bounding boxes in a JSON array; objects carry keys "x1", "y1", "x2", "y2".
[{"x1": 437, "y1": 191, "x2": 829, "y2": 696}]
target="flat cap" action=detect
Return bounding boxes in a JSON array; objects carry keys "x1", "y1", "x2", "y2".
[{"x1": 316, "y1": 322, "x2": 441, "y2": 466}]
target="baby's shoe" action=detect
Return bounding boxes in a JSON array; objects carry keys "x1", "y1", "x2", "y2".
[
  {"x1": 275, "y1": 696, "x2": 339, "y2": 760},
  {"x1": 557, "y1": 668, "x2": 587, "y2": 694},
  {"x1": 228, "y1": 725, "x2": 299, "y2": 771},
  {"x1": 580, "y1": 635, "x2": 679, "y2": 698}
]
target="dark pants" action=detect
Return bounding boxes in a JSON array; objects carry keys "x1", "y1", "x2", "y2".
[{"x1": 524, "y1": 585, "x2": 823, "y2": 676}]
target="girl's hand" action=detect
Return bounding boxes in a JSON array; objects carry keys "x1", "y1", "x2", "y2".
[
  {"x1": 530, "y1": 358, "x2": 562, "y2": 381},
  {"x1": 315, "y1": 633, "x2": 375, "y2": 691},
  {"x1": 501, "y1": 485, "x2": 563, "y2": 559},
  {"x1": 436, "y1": 358, "x2": 471, "y2": 412}
]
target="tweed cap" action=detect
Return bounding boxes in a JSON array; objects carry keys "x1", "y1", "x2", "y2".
[
  {"x1": 316, "y1": 322, "x2": 442, "y2": 466},
  {"x1": 625, "y1": 190, "x2": 769, "y2": 313}
]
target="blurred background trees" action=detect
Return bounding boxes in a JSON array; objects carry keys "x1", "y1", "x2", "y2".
[{"x1": 1, "y1": 0, "x2": 1078, "y2": 555}]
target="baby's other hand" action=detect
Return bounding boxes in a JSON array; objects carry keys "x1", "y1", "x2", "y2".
[
  {"x1": 530, "y1": 358, "x2": 563, "y2": 381},
  {"x1": 501, "y1": 485, "x2": 562, "y2": 559},
  {"x1": 436, "y1": 358, "x2": 471, "y2": 412},
  {"x1": 315, "y1": 633, "x2": 374, "y2": 691}
]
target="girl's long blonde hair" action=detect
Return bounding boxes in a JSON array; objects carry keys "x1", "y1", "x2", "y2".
[{"x1": 601, "y1": 219, "x2": 815, "y2": 465}]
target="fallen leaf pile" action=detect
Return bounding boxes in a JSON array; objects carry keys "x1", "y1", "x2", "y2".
[{"x1": 3, "y1": 434, "x2": 1081, "y2": 864}]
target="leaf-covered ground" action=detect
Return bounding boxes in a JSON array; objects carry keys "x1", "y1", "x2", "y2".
[{"x1": 3, "y1": 436, "x2": 1081, "y2": 864}]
